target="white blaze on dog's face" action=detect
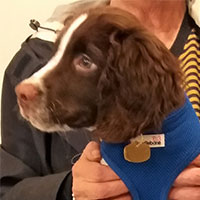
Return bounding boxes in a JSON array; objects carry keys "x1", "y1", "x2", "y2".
[
  {"x1": 15, "y1": 10, "x2": 109, "y2": 132},
  {"x1": 16, "y1": 13, "x2": 93, "y2": 132}
]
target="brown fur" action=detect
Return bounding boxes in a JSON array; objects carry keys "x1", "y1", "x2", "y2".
[
  {"x1": 47, "y1": 7, "x2": 185, "y2": 142},
  {"x1": 16, "y1": 7, "x2": 185, "y2": 142},
  {"x1": 90, "y1": 7, "x2": 185, "y2": 142}
]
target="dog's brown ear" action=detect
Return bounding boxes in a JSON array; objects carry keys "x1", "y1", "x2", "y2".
[{"x1": 95, "y1": 28, "x2": 185, "y2": 143}]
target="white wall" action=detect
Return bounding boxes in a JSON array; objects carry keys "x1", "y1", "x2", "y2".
[{"x1": 0, "y1": 0, "x2": 77, "y2": 141}]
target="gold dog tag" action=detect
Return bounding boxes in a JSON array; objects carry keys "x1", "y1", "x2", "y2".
[{"x1": 124, "y1": 141, "x2": 151, "y2": 163}]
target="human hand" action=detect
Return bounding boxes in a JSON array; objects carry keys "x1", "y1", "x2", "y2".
[
  {"x1": 72, "y1": 142, "x2": 200, "y2": 200},
  {"x1": 72, "y1": 141, "x2": 131, "y2": 200},
  {"x1": 168, "y1": 154, "x2": 200, "y2": 200}
]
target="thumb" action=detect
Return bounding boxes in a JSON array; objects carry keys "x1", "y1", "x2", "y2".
[{"x1": 82, "y1": 141, "x2": 102, "y2": 162}]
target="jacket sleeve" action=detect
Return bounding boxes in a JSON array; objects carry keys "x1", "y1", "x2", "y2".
[{"x1": 0, "y1": 38, "x2": 73, "y2": 200}]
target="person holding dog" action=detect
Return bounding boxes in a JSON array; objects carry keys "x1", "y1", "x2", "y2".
[{"x1": 1, "y1": 0, "x2": 200, "y2": 200}]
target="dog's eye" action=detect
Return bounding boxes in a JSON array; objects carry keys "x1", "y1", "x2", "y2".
[{"x1": 74, "y1": 54, "x2": 97, "y2": 72}]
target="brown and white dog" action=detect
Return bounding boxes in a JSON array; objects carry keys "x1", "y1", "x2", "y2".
[{"x1": 15, "y1": 6, "x2": 184, "y2": 143}]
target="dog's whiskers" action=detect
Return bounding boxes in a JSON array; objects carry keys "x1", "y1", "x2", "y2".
[
  {"x1": 48, "y1": 101, "x2": 63, "y2": 125},
  {"x1": 55, "y1": 99, "x2": 68, "y2": 111}
]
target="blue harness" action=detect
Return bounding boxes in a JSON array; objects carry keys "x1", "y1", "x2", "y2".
[{"x1": 101, "y1": 98, "x2": 200, "y2": 200}]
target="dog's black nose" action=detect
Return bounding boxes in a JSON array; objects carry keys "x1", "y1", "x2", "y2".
[{"x1": 15, "y1": 82, "x2": 39, "y2": 105}]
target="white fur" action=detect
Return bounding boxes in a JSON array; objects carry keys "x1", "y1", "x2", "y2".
[
  {"x1": 24, "y1": 14, "x2": 88, "y2": 87},
  {"x1": 19, "y1": 14, "x2": 88, "y2": 132}
]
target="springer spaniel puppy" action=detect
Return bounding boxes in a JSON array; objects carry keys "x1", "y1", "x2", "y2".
[{"x1": 15, "y1": 7, "x2": 200, "y2": 200}]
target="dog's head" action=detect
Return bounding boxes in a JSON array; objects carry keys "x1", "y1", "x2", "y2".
[{"x1": 15, "y1": 7, "x2": 184, "y2": 143}]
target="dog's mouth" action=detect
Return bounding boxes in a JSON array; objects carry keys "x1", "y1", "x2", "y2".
[
  {"x1": 15, "y1": 78, "x2": 98, "y2": 133},
  {"x1": 48, "y1": 101, "x2": 98, "y2": 129},
  {"x1": 18, "y1": 96, "x2": 98, "y2": 133},
  {"x1": 18, "y1": 100, "x2": 68, "y2": 132}
]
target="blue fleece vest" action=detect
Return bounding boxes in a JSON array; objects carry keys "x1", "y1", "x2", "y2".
[{"x1": 101, "y1": 98, "x2": 200, "y2": 200}]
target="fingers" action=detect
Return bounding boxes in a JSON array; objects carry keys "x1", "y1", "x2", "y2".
[
  {"x1": 73, "y1": 141, "x2": 120, "y2": 182},
  {"x1": 171, "y1": 158, "x2": 200, "y2": 200},
  {"x1": 169, "y1": 186, "x2": 200, "y2": 200},
  {"x1": 73, "y1": 158, "x2": 120, "y2": 182},
  {"x1": 190, "y1": 154, "x2": 200, "y2": 167},
  {"x1": 82, "y1": 141, "x2": 102, "y2": 162},
  {"x1": 74, "y1": 193, "x2": 132, "y2": 200},
  {"x1": 173, "y1": 167, "x2": 200, "y2": 186},
  {"x1": 72, "y1": 141, "x2": 129, "y2": 199},
  {"x1": 73, "y1": 179, "x2": 129, "y2": 199},
  {"x1": 106, "y1": 193, "x2": 132, "y2": 200}
]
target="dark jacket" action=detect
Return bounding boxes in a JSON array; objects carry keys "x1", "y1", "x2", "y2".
[
  {"x1": 0, "y1": 37, "x2": 92, "y2": 200},
  {"x1": 0, "y1": 1, "x2": 109, "y2": 199}
]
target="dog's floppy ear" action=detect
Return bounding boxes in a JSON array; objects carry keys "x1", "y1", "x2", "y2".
[{"x1": 95, "y1": 28, "x2": 185, "y2": 143}]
